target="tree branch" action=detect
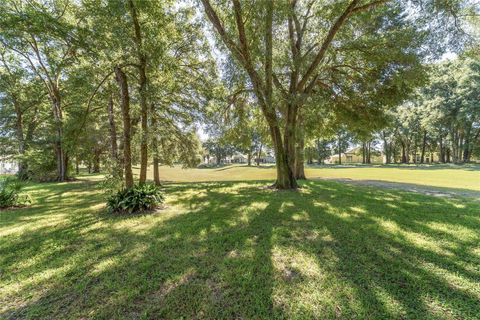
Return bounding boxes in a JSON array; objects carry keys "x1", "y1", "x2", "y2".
[{"x1": 297, "y1": 0, "x2": 360, "y2": 92}]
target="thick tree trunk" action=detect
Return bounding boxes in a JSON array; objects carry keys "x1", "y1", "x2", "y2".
[
  {"x1": 270, "y1": 124, "x2": 297, "y2": 189},
  {"x1": 115, "y1": 66, "x2": 134, "y2": 188},
  {"x1": 294, "y1": 134, "x2": 306, "y2": 179},
  {"x1": 247, "y1": 147, "x2": 252, "y2": 166}
]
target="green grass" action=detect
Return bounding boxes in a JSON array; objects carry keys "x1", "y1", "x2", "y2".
[
  {"x1": 144, "y1": 163, "x2": 480, "y2": 191},
  {"x1": 1, "y1": 175, "x2": 480, "y2": 319}
]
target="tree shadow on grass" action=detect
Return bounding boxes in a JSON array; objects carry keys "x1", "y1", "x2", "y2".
[
  {"x1": 310, "y1": 178, "x2": 480, "y2": 200},
  {"x1": 1, "y1": 180, "x2": 479, "y2": 319}
]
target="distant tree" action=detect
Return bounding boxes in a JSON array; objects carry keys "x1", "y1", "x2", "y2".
[{"x1": 332, "y1": 128, "x2": 351, "y2": 165}]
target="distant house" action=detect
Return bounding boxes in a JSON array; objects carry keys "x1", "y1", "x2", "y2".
[
  {"x1": 231, "y1": 152, "x2": 247, "y2": 164},
  {"x1": 205, "y1": 152, "x2": 247, "y2": 165},
  {"x1": 0, "y1": 156, "x2": 18, "y2": 174},
  {"x1": 205, "y1": 151, "x2": 275, "y2": 165},
  {"x1": 326, "y1": 147, "x2": 383, "y2": 164},
  {"x1": 255, "y1": 152, "x2": 275, "y2": 164}
]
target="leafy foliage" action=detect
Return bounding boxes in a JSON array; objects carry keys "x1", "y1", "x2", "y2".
[
  {"x1": 106, "y1": 183, "x2": 164, "y2": 214},
  {"x1": 0, "y1": 177, "x2": 30, "y2": 208}
]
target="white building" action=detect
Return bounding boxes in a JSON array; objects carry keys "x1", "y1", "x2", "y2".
[{"x1": 0, "y1": 157, "x2": 19, "y2": 174}]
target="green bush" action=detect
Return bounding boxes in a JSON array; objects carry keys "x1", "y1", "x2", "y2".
[
  {"x1": 106, "y1": 183, "x2": 164, "y2": 214},
  {"x1": 0, "y1": 177, "x2": 30, "y2": 209}
]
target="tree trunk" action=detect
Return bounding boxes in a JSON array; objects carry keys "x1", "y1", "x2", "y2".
[
  {"x1": 13, "y1": 98, "x2": 28, "y2": 177},
  {"x1": 401, "y1": 142, "x2": 406, "y2": 163},
  {"x1": 93, "y1": 149, "x2": 101, "y2": 173},
  {"x1": 247, "y1": 147, "x2": 252, "y2": 166},
  {"x1": 107, "y1": 93, "x2": 118, "y2": 161},
  {"x1": 294, "y1": 112, "x2": 306, "y2": 179},
  {"x1": 128, "y1": 0, "x2": 148, "y2": 184},
  {"x1": 115, "y1": 66, "x2": 134, "y2": 188},
  {"x1": 51, "y1": 89, "x2": 67, "y2": 181},
  {"x1": 420, "y1": 130, "x2": 427, "y2": 164},
  {"x1": 256, "y1": 144, "x2": 263, "y2": 166},
  {"x1": 367, "y1": 142, "x2": 371, "y2": 164},
  {"x1": 338, "y1": 136, "x2": 342, "y2": 165},
  {"x1": 413, "y1": 140, "x2": 417, "y2": 164},
  {"x1": 362, "y1": 142, "x2": 366, "y2": 164},
  {"x1": 466, "y1": 128, "x2": 480, "y2": 163},
  {"x1": 382, "y1": 132, "x2": 390, "y2": 164},
  {"x1": 75, "y1": 157, "x2": 79, "y2": 175},
  {"x1": 295, "y1": 137, "x2": 306, "y2": 179},
  {"x1": 150, "y1": 104, "x2": 161, "y2": 186},
  {"x1": 439, "y1": 136, "x2": 445, "y2": 163},
  {"x1": 153, "y1": 156, "x2": 160, "y2": 186},
  {"x1": 270, "y1": 124, "x2": 297, "y2": 189}
]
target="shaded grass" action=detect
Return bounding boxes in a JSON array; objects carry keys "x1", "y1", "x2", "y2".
[
  {"x1": 1, "y1": 179, "x2": 480, "y2": 319},
  {"x1": 140, "y1": 164, "x2": 480, "y2": 192}
]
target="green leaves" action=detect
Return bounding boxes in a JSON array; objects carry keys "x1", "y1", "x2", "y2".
[
  {"x1": 0, "y1": 176, "x2": 30, "y2": 208},
  {"x1": 106, "y1": 183, "x2": 165, "y2": 214}
]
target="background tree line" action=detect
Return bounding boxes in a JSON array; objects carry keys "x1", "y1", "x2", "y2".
[{"x1": 0, "y1": 0, "x2": 479, "y2": 190}]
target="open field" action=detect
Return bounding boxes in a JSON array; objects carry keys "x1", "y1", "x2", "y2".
[
  {"x1": 1, "y1": 171, "x2": 480, "y2": 319},
  {"x1": 140, "y1": 164, "x2": 480, "y2": 192}
]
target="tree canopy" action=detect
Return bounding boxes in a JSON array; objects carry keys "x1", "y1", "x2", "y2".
[{"x1": 0, "y1": 0, "x2": 478, "y2": 189}]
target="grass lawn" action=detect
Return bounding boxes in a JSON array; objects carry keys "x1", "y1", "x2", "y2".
[
  {"x1": 1, "y1": 174, "x2": 480, "y2": 319},
  {"x1": 143, "y1": 163, "x2": 480, "y2": 192}
]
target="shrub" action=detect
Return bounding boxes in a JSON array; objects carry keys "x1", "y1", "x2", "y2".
[
  {"x1": 106, "y1": 183, "x2": 164, "y2": 214},
  {"x1": 0, "y1": 177, "x2": 30, "y2": 209}
]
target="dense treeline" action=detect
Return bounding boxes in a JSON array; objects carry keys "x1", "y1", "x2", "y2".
[
  {"x1": 0, "y1": 0, "x2": 479, "y2": 190},
  {"x1": 0, "y1": 0, "x2": 213, "y2": 185}
]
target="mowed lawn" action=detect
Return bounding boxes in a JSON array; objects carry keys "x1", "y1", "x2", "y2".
[
  {"x1": 141, "y1": 164, "x2": 480, "y2": 192},
  {"x1": 1, "y1": 168, "x2": 480, "y2": 319}
]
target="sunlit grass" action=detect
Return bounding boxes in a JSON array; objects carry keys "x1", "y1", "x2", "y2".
[
  {"x1": 139, "y1": 163, "x2": 480, "y2": 191},
  {"x1": 1, "y1": 177, "x2": 479, "y2": 319}
]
